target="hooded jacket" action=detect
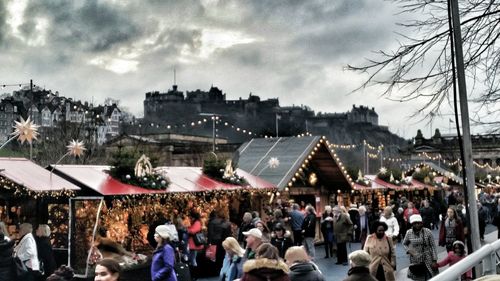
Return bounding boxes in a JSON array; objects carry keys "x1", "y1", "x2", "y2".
[
  {"x1": 289, "y1": 262, "x2": 325, "y2": 281},
  {"x1": 241, "y1": 258, "x2": 290, "y2": 281},
  {"x1": 0, "y1": 236, "x2": 14, "y2": 281}
]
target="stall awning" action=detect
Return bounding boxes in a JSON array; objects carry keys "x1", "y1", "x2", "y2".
[
  {"x1": 364, "y1": 175, "x2": 434, "y2": 190},
  {"x1": 52, "y1": 165, "x2": 275, "y2": 196},
  {"x1": 0, "y1": 158, "x2": 80, "y2": 192}
]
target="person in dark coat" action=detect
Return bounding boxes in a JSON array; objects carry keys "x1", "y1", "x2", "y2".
[
  {"x1": 419, "y1": 200, "x2": 435, "y2": 230},
  {"x1": 285, "y1": 246, "x2": 325, "y2": 281},
  {"x1": 151, "y1": 225, "x2": 177, "y2": 281},
  {"x1": 320, "y1": 206, "x2": 335, "y2": 258},
  {"x1": 301, "y1": 205, "x2": 317, "y2": 260},
  {"x1": 342, "y1": 250, "x2": 378, "y2": 281},
  {"x1": 0, "y1": 230, "x2": 14, "y2": 281},
  {"x1": 289, "y1": 204, "x2": 304, "y2": 246},
  {"x1": 208, "y1": 210, "x2": 232, "y2": 271},
  {"x1": 270, "y1": 223, "x2": 293, "y2": 258},
  {"x1": 240, "y1": 243, "x2": 290, "y2": 281},
  {"x1": 36, "y1": 224, "x2": 57, "y2": 279}
]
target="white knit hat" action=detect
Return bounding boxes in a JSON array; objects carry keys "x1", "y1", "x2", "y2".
[
  {"x1": 409, "y1": 214, "x2": 423, "y2": 224},
  {"x1": 349, "y1": 250, "x2": 371, "y2": 267}
]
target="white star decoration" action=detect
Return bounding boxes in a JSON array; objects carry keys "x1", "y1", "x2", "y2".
[
  {"x1": 67, "y1": 140, "x2": 86, "y2": 157},
  {"x1": 12, "y1": 117, "x2": 39, "y2": 144},
  {"x1": 268, "y1": 157, "x2": 280, "y2": 169},
  {"x1": 379, "y1": 167, "x2": 387, "y2": 175}
]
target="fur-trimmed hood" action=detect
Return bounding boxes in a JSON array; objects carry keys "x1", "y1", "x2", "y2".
[{"x1": 243, "y1": 258, "x2": 289, "y2": 274}]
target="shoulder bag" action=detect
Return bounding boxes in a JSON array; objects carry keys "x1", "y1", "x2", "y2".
[{"x1": 14, "y1": 256, "x2": 29, "y2": 278}]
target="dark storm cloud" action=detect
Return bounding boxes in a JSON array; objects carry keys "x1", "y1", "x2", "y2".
[{"x1": 21, "y1": 0, "x2": 142, "y2": 52}]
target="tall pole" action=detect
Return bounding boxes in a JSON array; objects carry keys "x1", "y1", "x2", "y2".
[
  {"x1": 363, "y1": 140, "x2": 366, "y2": 175},
  {"x1": 450, "y1": 0, "x2": 480, "y2": 259}
]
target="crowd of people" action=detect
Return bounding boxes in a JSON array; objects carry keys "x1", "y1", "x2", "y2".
[{"x1": 3, "y1": 188, "x2": 500, "y2": 281}]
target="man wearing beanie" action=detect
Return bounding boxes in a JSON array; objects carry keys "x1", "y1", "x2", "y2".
[{"x1": 342, "y1": 250, "x2": 378, "y2": 281}]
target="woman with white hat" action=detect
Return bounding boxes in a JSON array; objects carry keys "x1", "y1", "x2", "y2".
[
  {"x1": 151, "y1": 225, "x2": 177, "y2": 281},
  {"x1": 403, "y1": 214, "x2": 438, "y2": 280}
]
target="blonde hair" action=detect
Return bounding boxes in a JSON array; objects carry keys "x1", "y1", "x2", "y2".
[
  {"x1": 38, "y1": 224, "x2": 51, "y2": 237},
  {"x1": 222, "y1": 237, "x2": 245, "y2": 257},
  {"x1": 284, "y1": 246, "x2": 310, "y2": 264}
]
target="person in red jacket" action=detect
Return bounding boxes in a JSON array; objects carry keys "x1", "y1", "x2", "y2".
[
  {"x1": 432, "y1": 241, "x2": 472, "y2": 281},
  {"x1": 439, "y1": 208, "x2": 465, "y2": 252},
  {"x1": 188, "y1": 211, "x2": 205, "y2": 269},
  {"x1": 403, "y1": 202, "x2": 420, "y2": 232}
]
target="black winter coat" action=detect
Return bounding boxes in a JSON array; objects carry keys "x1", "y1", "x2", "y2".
[
  {"x1": 342, "y1": 266, "x2": 378, "y2": 281},
  {"x1": 302, "y1": 213, "x2": 316, "y2": 238},
  {"x1": 36, "y1": 236, "x2": 57, "y2": 277},
  {"x1": 289, "y1": 262, "x2": 325, "y2": 281},
  {"x1": 0, "y1": 238, "x2": 14, "y2": 281}
]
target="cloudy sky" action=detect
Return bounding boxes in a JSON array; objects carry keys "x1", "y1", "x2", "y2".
[{"x1": 0, "y1": 0, "x2": 469, "y2": 139}]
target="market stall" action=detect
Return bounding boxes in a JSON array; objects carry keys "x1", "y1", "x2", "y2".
[
  {"x1": 51, "y1": 163, "x2": 275, "y2": 280},
  {"x1": 0, "y1": 157, "x2": 80, "y2": 265}
]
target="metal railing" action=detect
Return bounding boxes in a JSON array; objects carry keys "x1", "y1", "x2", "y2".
[{"x1": 430, "y1": 239, "x2": 500, "y2": 281}]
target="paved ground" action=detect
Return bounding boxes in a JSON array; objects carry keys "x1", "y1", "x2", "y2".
[{"x1": 199, "y1": 224, "x2": 497, "y2": 281}]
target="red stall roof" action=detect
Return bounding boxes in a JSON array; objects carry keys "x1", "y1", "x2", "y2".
[
  {"x1": 0, "y1": 158, "x2": 80, "y2": 191},
  {"x1": 52, "y1": 165, "x2": 275, "y2": 196}
]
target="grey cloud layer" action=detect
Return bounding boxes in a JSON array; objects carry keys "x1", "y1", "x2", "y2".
[{"x1": 0, "y1": 0, "x2": 428, "y2": 137}]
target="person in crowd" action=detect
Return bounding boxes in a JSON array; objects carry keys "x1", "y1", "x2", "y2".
[
  {"x1": 403, "y1": 214, "x2": 438, "y2": 280},
  {"x1": 333, "y1": 206, "x2": 353, "y2": 266},
  {"x1": 95, "y1": 258, "x2": 121, "y2": 281},
  {"x1": 36, "y1": 224, "x2": 57, "y2": 279},
  {"x1": 46, "y1": 265, "x2": 74, "y2": 281},
  {"x1": 289, "y1": 204, "x2": 304, "y2": 246},
  {"x1": 268, "y1": 209, "x2": 285, "y2": 232},
  {"x1": 432, "y1": 241, "x2": 472, "y2": 281},
  {"x1": 493, "y1": 198, "x2": 500, "y2": 239},
  {"x1": 320, "y1": 205, "x2": 335, "y2": 258},
  {"x1": 240, "y1": 243, "x2": 290, "y2": 281},
  {"x1": 0, "y1": 226, "x2": 14, "y2": 281},
  {"x1": 242, "y1": 228, "x2": 263, "y2": 264},
  {"x1": 285, "y1": 246, "x2": 325, "y2": 281},
  {"x1": 270, "y1": 223, "x2": 293, "y2": 258},
  {"x1": 255, "y1": 220, "x2": 271, "y2": 243},
  {"x1": 395, "y1": 207, "x2": 406, "y2": 241},
  {"x1": 366, "y1": 206, "x2": 380, "y2": 236},
  {"x1": 439, "y1": 207, "x2": 465, "y2": 252},
  {"x1": 342, "y1": 250, "x2": 378, "y2": 281},
  {"x1": 148, "y1": 212, "x2": 168, "y2": 248},
  {"x1": 175, "y1": 217, "x2": 189, "y2": 261},
  {"x1": 94, "y1": 226, "x2": 135, "y2": 262},
  {"x1": 187, "y1": 210, "x2": 204, "y2": 270},
  {"x1": 379, "y1": 206, "x2": 400, "y2": 241},
  {"x1": 363, "y1": 221, "x2": 396, "y2": 281},
  {"x1": 355, "y1": 206, "x2": 370, "y2": 249},
  {"x1": 239, "y1": 212, "x2": 254, "y2": 247},
  {"x1": 208, "y1": 209, "x2": 232, "y2": 272},
  {"x1": 348, "y1": 205, "x2": 359, "y2": 242},
  {"x1": 251, "y1": 212, "x2": 261, "y2": 226},
  {"x1": 403, "y1": 202, "x2": 420, "y2": 231},
  {"x1": 219, "y1": 237, "x2": 245, "y2": 281},
  {"x1": 478, "y1": 202, "x2": 488, "y2": 241},
  {"x1": 14, "y1": 223, "x2": 40, "y2": 281},
  {"x1": 419, "y1": 200, "x2": 434, "y2": 230},
  {"x1": 447, "y1": 190, "x2": 458, "y2": 207},
  {"x1": 301, "y1": 205, "x2": 317, "y2": 260},
  {"x1": 151, "y1": 225, "x2": 177, "y2": 281}
]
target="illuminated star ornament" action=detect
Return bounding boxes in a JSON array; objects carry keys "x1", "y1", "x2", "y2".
[
  {"x1": 379, "y1": 167, "x2": 388, "y2": 175},
  {"x1": 268, "y1": 157, "x2": 280, "y2": 169},
  {"x1": 12, "y1": 117, "x2": 39, "y2": 144},
  {"x1": 67, "y1": 140, "x2": 86, "y2": 157}
]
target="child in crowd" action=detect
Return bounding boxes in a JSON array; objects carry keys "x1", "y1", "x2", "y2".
[{"x1": 432, "y1": 241, "x2": 472, "y2": 281}]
